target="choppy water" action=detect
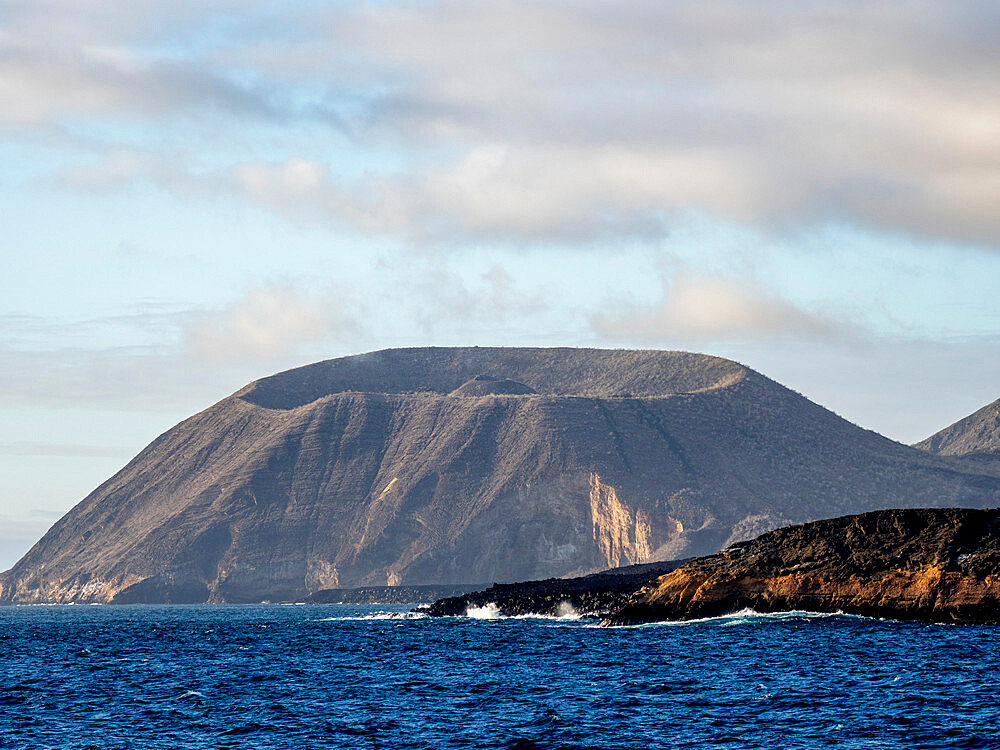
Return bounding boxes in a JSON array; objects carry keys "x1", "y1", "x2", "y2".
[{"x1": 1, "y1": 604, "x2": 998, "y2": 749}]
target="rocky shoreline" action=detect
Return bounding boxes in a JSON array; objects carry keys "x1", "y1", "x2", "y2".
[
  {"x1": 425, "y1": 508, "x2": 1000, "y2": 625},
  {"x1": 606, "y1": 508, "x2": 1000, "y2": 625},
  {"x1": 423, "y1": 560, "x2": 685, "y2": 618}
]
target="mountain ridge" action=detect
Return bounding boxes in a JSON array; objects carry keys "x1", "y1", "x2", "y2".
[
  {"x1": 915, "y1": 397, "x2": 1000, "y2": 458},
  {"x1": 3, "y1": 347, "x2": 999, "y2": 604}
]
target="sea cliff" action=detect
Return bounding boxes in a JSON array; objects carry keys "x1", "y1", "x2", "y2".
[
  {"x1": 423, "y1": 508, "x2": 1000, "y2": 625},
  {"x1": 606, "y1": 508, "x2": 1000, "y2": 625}
]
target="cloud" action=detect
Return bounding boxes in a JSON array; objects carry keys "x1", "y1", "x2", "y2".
[
  {"x1": 383, "y1": 261, "x2": 549, "y2": 333},
  {"x1": 0, "y1": 39, "x2": 278, "y2": 128},
  {"x1": 0, "y1": 288, "x2": 363, "y2": 410},
  {"x1": 301, "y1": 0, "x2": 1000, "y2": 246},
  {"x1": 0, "y1": 266, "x2": 558, "y2": 412},
  {"x1": 54, "y1": 149, "x2": 164, "y2": 192},
  {"x1": 15, "y1": 1, "x2": 999, "y2": 246},
  {"x1": 591, "y1": 273, "x2": 847, "y2": 343},
  {"x1": 184, "y1": 284, "x2": 363, "y2": 363}
]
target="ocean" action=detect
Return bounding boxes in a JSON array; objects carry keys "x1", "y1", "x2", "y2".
[{"x1": 0, "y1": 604, "x2": 997, "y2": 749}]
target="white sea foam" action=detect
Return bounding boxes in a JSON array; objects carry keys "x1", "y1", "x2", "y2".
[
  {"x1": 611, "y1": 608, "x2": 859, "y2": 628},
  {"x1": 507, "y1": 613, "x2": 582, "y2": 621},
  {"x1": 316, "y1": 611, "x2": 428, "y2": 622},
  {"x1": 465, "y1": 603, "x2": 501, "y2": 619},
  {"x1": 555, "y1": 601, "x2": 580, "y2": 619},
  {"x1": 313, "y1": 607, "x2": 585, "y2": 623},
  {"x1": 461, "y1": 604, "x2": 585, "y2": 622}
]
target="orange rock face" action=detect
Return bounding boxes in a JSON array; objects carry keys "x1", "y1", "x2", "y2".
[{"x1": 607, "y1": 508, "x2": 1000, "y2": 625}]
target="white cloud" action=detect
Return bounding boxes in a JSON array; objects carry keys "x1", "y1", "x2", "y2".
[
  {"x1": 590, "y1": 273, "x2": 846, "y2": 343},
  {"x1": 14, "y1": 0, "x2": 999, "y2": 247},
  {"x1": 0, "y1": 289, "x2": 362, "y2": 410},
  {"x1": 54, "y1": 149, "x2": 159, "y2": 191},
  {"x1": 0, "y1": 43, "x2": 275, "y2": 128},
  {"x1": 312, "y1": 0, "x2": 1000, "y2": 245},
  {"x1": 390, "y1": 261, "x2": 549, "y2": 333},
  {"x1": 184, "y1": 285, "x2": 361, "y2": 363}
]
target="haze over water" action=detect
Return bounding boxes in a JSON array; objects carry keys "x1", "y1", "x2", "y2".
[{"x1": 1, "y1": 604, "x2": 996, "y2": 749}]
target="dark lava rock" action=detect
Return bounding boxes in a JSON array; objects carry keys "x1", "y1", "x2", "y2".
[
  {"x1": 424, "y1": 560, "x2": 686, "y2": 618},
  {"x1": 606, "y1": 508, "x2": 1000, "y2": 626}
]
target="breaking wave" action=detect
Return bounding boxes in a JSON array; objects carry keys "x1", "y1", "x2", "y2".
[
  {"x1": 465, "y1": 603, "x2": 501, "y2": 619},
  {"x1": 611, "y1": 608, "x2": 869, "y2": 628},
  {"x1": 316, "y1": 611, "x2": 428, "y2": 622}
]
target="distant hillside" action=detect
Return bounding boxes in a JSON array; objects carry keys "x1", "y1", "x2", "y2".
[
  {"x1": 915, "y1": 398, "x2": 1000, "y2": 461},
  {"x1": 3, "y1": 347, "x2": 1000, "y2": 604}
]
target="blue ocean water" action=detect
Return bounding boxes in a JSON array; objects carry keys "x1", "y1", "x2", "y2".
[{"x1": 0, "y1": 605, "x2": 998, "y2": 749}]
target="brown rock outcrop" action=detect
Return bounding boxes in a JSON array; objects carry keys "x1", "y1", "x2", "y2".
[{"x1": 606, "y1": 508, "x2": 1000, "y2": 625}]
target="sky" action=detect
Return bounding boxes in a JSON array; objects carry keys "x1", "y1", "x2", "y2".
[{"x1": 2, "y1": 0, "x2": 999, "y2": 568}]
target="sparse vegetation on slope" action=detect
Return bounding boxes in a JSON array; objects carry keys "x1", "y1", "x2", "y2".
[
  {"x1": 3, "y1": 347, "x2": 999, "y2": 604},
  {"x1": 916, "y1": 398, "x2": 1000, "y2": 459}
]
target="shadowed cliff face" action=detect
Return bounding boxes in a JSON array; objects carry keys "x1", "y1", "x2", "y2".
[
  {"x1": 3, "y1": 347, "x2": 1000, "y2": 604},
  {"x1": 607, "y1": 508, "x2": 1000, "y2": 625}
]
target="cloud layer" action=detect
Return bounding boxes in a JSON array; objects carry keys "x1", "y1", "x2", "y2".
[{"x1": 7, "y1": 0, "x2": 998, "y2": 246}]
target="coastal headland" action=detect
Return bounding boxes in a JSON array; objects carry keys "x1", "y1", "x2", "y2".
[{"x1": 428, "y1": 508, "x2": 1000, "y2": 626}]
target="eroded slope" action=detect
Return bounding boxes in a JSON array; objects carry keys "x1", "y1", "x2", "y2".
[{"x1": 3, "y1": 347, "x2": 999, "y2": 604}]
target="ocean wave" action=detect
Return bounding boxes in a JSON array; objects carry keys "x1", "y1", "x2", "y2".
[
  {"x1": 465, "y1": 603, "x2": 501, "y2": 619},
  {"x1": 315, "y1": 611, "x2": 429, "y2": 622},
  {"x1": 610, "y1": 608, "x2": 867, "y2": 628},
  {"x1": 507, "y1": 611, "x2": 584, "y2": 622},
  {"x1": 461, "y1": 603, "x2": 585, "y2": 621}
]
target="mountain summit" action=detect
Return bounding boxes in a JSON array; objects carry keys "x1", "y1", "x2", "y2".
[
  {"x1": 915, "y1": 397, "x2": 1000, "y2": 459},
  {"x1": 3, "y1": 347, "x2": 999, "y2": 604}
]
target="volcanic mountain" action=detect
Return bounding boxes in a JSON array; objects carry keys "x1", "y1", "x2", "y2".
[
  {"x1": 915, "y1": 397, "x2": 1000, "y2": 465},
  {"x1": 3, "y1": 347, "x2": 1000, "y2": 604}
]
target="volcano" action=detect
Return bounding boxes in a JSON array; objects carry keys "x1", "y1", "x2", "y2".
[{"x1": 3, "y1": 347, "x2": 999, "y2": 604}]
